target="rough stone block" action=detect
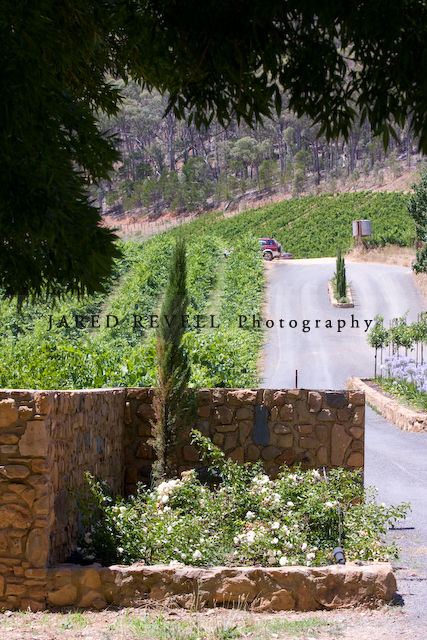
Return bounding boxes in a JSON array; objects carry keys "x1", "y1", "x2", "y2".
[
  {"x1": 308, "y1": 392, "x2": 322, "y2": 412},
  {"x1": 348, "y1": 391, "x2": 365, "y2": 405},
  {"x1": 212, "y1": 433, "x2": 224, "y2": 446},
  {"x1": 331, "y1": 424, "x2": 352, "y2": 466},
  {"x1": 295, "y1": 450, "x2": 316, "y2": 467},
  {"x1": 350, "y1": 427, "x2": 364, "y2": 439},
  {"x1": 279, "y1": 405, "x2": 294, "y2": 421},
  {"x1": 197, "y1": 405, "x2": 211, "y2": 418},
  {"x1": 137, "y1": 422, "x2": 152, "y2": 437},
  {"x1": 81, "y1": 568, "x2": 102, "y2": 589},
  {"x1": 26, "y1": 529, "x2": 49, "y2": 568},
  {"x1": 224, "y1": 434, "x2": 238, "y2": 452},
  {"x1": 18, "y1": 420, "x2": 49, "y2": 457},
  {"x1": 227, "y1": 447, "x2": 245, "y2": 464},
  {"x1": 216, "y1": 423, "x2": 238, "y2": 433},
  {"x1": 316, "y1": 446, "x2": 328, "y2": 465},
  {"x1": 247, "y1": 444, "x2": 260, "y2": 461},
  {"x1": 0, "y1": 399, "x2": 19, "y2": 427},
  {"x1": 277, "y1": 434, "x2": 294, "y2": 449},
  {"x1": 299, "y1": 436, "x2": 317, "y2": 449},
  {"x1": 317, "y1": 409, "x2": 335, "y2": 421},
  {"x1": 347, "y1": 452, "x2": 364, "y2": 467},
  {"x1": 325, "y1": 392, "x2": 347, "y2": 408},
  {"x1": 0, "y1": 445, "x2": 17, "y2": 455},
  {"x1": 34, "y1": 392, "x2": 54, "y2": 416},
  {"x1": 0, "y1": 464, "x2": 30, "y2": 480},
  {"x1": 295, "y1": 401, "x2": 310, "y2": 422},
  {"x1": 137, "y1": 403, "x2": 155, "y2": 422},
  {"x1": 271, "y1": 391, "x2": 287, "y2": 406},
  {"x1": 275, "y1": 450, "x2": 295, "y2": 466},
  {"x1": 273, "y1": 424, "x2": 291, "y2": 435},
  {"x1": 0, "y1": 505, "x2": 32, "y2": 529},
  {"x1": 239, "y1": 421, "x2": 252, "y2": 445},
  {"x1": 214, "y1": 406, "x2": 233, "y2": 425},
  {"x1": 48, "y1": 584, "x2": 78, "y2": 606},
  {"x1": 261, "y1": 445, "x2": 282, "y2": 461},
  {"x1": 296, "y1": 424, "x2": 312, "y2": 434},
  {"x1": 352, "y1": 407, "x2": 365, "y2": 426},
  {"x1": 235, "y1": 407, "x2": 253, "y2": 420},
  {"x1": 0, "y1": 434, "x2": 19, "y2": 445},
  {"x1": 314, "y1": 424, "x2": 329, "y2": 443},
  {"x1": 337, "y1": 408, "x2": 351, "y2": 421},
  {"x1": 227, "y1": 390, "x2": 257, "y2": 406},
  {"x1": 212, "y1": 389, "x2": 225, "y2": 404}
]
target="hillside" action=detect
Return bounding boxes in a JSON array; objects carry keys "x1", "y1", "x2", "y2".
[{"x1": 163, "y1": 191, "x2": 414, "y2": 258}]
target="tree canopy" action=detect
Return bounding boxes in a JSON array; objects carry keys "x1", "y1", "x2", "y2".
[{"x1": 2, "y1": 0, "x2": 427, "y2": 298}]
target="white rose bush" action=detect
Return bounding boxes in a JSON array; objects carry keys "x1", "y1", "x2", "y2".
[{"x1": 77, "y1": 432, "x2": 409, "y2": 568}]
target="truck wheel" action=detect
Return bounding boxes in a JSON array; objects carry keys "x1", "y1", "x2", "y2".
[{"x1": 264, "y1": 251, "x2": 273, "y2": 261}]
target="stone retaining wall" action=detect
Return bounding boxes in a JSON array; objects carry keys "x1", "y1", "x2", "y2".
[
  {"x1": 0, "y1": 386, "x2": 365, "y2": 611},
  {"x1": 0, "y1": 389, "x2": 125, "y2": 611},
  {"x1": 124, "y1": 388, "x2": 365, "y2": 494},
  {"x1": 45, "y1": 561, "x2": 396, "y2": 611},
  {"x1": 348, "y1": 377, "x2": 427, "y2": 433}
]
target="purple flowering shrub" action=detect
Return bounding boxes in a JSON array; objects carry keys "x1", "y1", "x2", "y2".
[{"x1": 379, "y1": 355, "x2": 427, "y2": 409}]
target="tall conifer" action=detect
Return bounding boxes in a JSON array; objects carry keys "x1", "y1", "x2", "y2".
[{"x1": 151, "y1": 237, "x2": 193, "y2": 484}]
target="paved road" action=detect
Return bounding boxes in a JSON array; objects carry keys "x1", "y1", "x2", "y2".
[
  {"x1": 262, "y1": 259, "x2": 425, "y2": 390},
  {"x1": 262, "y1": 258, "x2": 427, "y2": 632},
  {"x1": 365, "y1": 406, "x2": 427, "y2": 631}
]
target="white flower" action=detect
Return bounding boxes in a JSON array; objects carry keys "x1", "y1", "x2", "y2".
[
  {"x1": 84, "y1": 532, "x2": 92, "y2": 544},
  {"x1": 287, "y1": 501, "x2": 294, "y2": 507},
  {"x1": 246, "y1": 511, "x2": 255, "y2": 520},
  {"x1": 306, "y1": 552, "x2": 316, "y2": 560},
  {"x1": 117, "y1": 547, "x2": 124, "y2": 553},
  {"x1": 181, "y1": 553, "x2": 187, "y2": 559},
  {"x1": 268, "y1": 555, "x2": 276, "y2": 565},
  {"x1": 246, "y1": 531, "x2": 255, "y2": 544},
  {"x1": 325, "y1": 501, "x2": 335, "y2": 508},
  {"x1": 301, "y1": 542, "x2": 307, "y2": 552},
  {"x1": 192, "y1": 550, "x2": 202, "y2": 560},
  {"x1": 233, "y1": 536, "x2": 240, "y2": 545},
  {"x1": 271, "y1": 521, "x2": 280, "y2": 530},
  {"x1": 119, "y1": 506, "x2": 126, "y2": 513},
  {"x1": 167, "y1": 526, "x2": 173, "y2": 534},
  {"x1": 279, "y1": 556, "x2": 288, "y2": 566},
  {"x1": 169, "y1": 560, "x2": 184, "y2": 567},
  {"x1": 161, "y1": 494, "x2": 169, "y2": 504},
  {"x1": 272, "y1": 537, "x2": 279, "y2": 545},
  {"x1": 312, "y1": 470, "x2": 321, "y2": 481}
]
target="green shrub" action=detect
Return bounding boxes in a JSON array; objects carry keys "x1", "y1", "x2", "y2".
[{"x1": 78, "y1": 436, "x2": 409, "y2": 568}]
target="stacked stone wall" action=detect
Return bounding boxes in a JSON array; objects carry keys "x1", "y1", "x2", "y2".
[
  {"x1": 124, "y1": 388, "x2": 365, "y2": 494},
  {"x1": 0, "y1": 388, "x2": 125, "y2": 611},
  {"x1": 0, "y1": 386, "x2": 364, "y2": 611}
]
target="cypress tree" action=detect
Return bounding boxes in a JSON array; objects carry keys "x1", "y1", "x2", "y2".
[
  {"x1": 335, "y1": 246, "x2": 347, "y2": 300},
  {"x1": 151, "y1": 237, "x2": 194, "y2": 484}
]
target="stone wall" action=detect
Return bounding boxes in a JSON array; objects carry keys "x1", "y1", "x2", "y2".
[
  {"x1": 124, "y1": 388, "x2": 365, "y2": 495},
  {"x1": 45, "y1": 561, "x2": 395, "y2": 611},
  {"x1": 0, "y1": 389, "x2": 125, "y2": 611},
  {"x1": 349, "y1": 376, "x2": 427, "y2": 432},
  {"x1": 0, "y1": 386, "x2": 364, "y2": 611}
]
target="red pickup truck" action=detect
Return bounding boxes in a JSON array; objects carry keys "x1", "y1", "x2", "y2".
[{"x1": 259, "y1": 237, "x2": 293, "y2": 260}]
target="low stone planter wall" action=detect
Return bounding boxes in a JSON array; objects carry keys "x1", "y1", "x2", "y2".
[
  {"x1": 348, "y1": 377, "x2": 427, "y2": 433},
  {"x1": 45, "y1": 562, "x2": 396, "y2": 611}
]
